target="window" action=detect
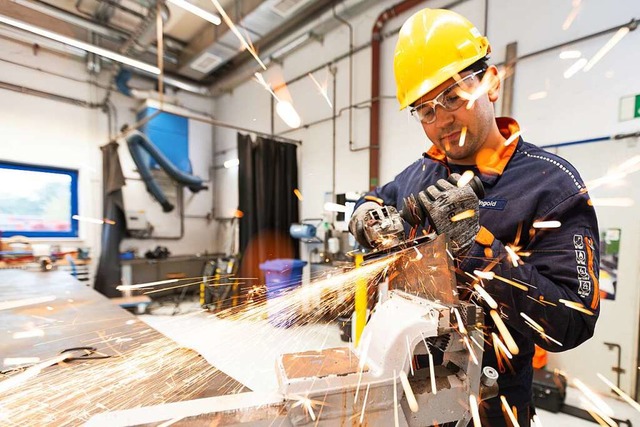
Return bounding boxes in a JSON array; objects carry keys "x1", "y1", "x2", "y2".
[{"x1": 0, "y1": 161, "x2": 79, "y2": 238}]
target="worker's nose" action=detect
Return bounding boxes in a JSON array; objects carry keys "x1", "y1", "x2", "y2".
[{"x1": 433, "y1": 105, "x2": 455, "y2": 128}]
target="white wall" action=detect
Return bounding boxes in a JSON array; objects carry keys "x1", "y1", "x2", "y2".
[
  {"x1": 0, "y1": 39, "x2": 220, "y2": 284},
  {"x1": 212, "y1": 0, "x2": 640, "y2": 396}
]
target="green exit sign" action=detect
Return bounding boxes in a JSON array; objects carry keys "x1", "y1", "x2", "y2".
[{"x1": 619, "y1": 94, "x2": 640, "y2": 121}]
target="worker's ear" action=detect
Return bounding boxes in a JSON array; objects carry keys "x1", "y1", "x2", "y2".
[{"x1": 485, "y1": 65, "x2": 500, "y2": 103}]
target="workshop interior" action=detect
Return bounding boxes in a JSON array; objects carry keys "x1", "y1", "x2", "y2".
[{"x1": 0, "y1": 0, "x2": 639, "y2": 425}]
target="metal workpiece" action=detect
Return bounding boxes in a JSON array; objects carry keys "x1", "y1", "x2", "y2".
[
  {"x1": 273, "y1": 291, "x2": 487, "y2": 426},
  {"x1": 89, "y1": 236, "x2": 491, "y2": 426}
]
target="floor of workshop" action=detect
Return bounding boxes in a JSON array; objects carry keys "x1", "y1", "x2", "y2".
[{"x1": 139, "y1": 297, "x2": 640, "y2": 426}]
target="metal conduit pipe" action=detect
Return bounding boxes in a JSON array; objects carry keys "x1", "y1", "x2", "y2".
[
  {"x1": 369, "y1": 0, "x2": 469, "y2": 191},
  {"x1": 370, "y1": 0, "x2": 425, "y2": 190}
]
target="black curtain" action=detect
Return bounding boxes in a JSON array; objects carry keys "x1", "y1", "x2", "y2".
[
  {"x1": 237, "y1": 133, "x2": 300, "y2": 296},
  {"x1": 95, "y1": 141, "x2": 127, "y2": 297}
]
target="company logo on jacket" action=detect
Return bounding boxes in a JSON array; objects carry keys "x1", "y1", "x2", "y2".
[{"x1": 479, "y1": 199, "x2": 507, "y2": 210}]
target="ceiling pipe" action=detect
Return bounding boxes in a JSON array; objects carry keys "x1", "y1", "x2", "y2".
[
  {"x1": 369, "y1": 0, "x2": 469, "y2": 191},
  {"x1": 370, "y1": 0, "x2": 425, "y2": 190}
]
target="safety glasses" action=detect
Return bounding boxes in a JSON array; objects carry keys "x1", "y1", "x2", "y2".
[{"x1": 410, "y1": 70, "x2": 484, "y2": 124}]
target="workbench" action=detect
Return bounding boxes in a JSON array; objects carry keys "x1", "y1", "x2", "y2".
[{"x1": 0, "y1": 270, "x2": 244, "y2": 426}]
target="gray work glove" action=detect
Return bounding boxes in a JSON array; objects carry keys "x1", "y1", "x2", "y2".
[
  {"x1": 348, "y1": 201, "x2": 382, "y2": 249},
  {"x1": 417, "y1": 173, "x2": 480, "y2": 256}
]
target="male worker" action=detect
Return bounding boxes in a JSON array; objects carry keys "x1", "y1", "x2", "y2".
[{"x1": 349, "y1": 8, "x2": 599, "y2": 426}]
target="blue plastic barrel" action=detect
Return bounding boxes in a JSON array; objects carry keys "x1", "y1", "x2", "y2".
[{"x1": 260, "y1": 259, "x2": 307, "y2": 327}]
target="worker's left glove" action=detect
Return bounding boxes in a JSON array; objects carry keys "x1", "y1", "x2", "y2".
[{"x1": 417, "y1": 173, "x2": 480, "y2": 257}]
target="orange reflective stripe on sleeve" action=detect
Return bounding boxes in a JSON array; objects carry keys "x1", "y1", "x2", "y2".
[{"x1": 585, "y1": 236, "x2": 600, "y2": 309}]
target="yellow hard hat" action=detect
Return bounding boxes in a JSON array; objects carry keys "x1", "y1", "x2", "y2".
[{"x1": 394, "y1": 8, "x2": 491, "y2": 110}]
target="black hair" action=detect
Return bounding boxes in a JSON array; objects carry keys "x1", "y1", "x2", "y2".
[{"x1": 461, "y1": 56, "x2": 490, "y2": 77}]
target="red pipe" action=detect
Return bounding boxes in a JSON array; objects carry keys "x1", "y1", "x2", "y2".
[{"x1": 370, "y1": 0, "x2": 425, "y2": 190}]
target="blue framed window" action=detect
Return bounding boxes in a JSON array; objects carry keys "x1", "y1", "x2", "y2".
[{"x1": 0, "y1": 161, "x2": 79, "y2": 238}]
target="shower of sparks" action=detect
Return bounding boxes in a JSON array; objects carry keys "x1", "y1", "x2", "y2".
[
  {"x1": 584, "y1": 26, "x2": 630, "y2": 72},
  {"x1": 254, "y1": 72, "x2": 280, "y2": 100},
  {"x1": 457, "y1": 170, "x2": 475, "y2": 188},
  {"x1": 504, "y1": 131, "x2": 521, "y2": 146},
  {"x1": 452, "y1": 307, "x2": 467, "y2": 334},
  {"x1": 293, "y1": 188, "x2": 303, "y2": 201},
  {"x1": 520, "y1": 312, "x2": 563, "y2": 347},
  {"x1": 0, "y1": 336, "x2": 230, "y2": 424},
  {"x1": 490, "y1": 310, "x2": 520, "y2": 355},
  {"x1": 359, "y1": 383, "x2": 371, "y2": 424},
  {"x1": 0, "y1": 351, "x2": 73, "y2": 394},
  {"x1": 458, "y1": 126, "x2": 467, "y2": 147},
  {"x1": 307, "y1": 72, "x2": 332, "y2": 108},
  {"x1": 209, "y1": 0, "x2": 266, "y2": 70},
  {"x1": 288, "y1": 394, "x2": 322, "y2": 421},
  {"x1": 3, "y1": 357, "x2": 40, "y2": 366},
  {"x1": 420, "y1": 331, "x2": 437, "y2": 395},
  {"x1": 474, "y1": 270, "x2": 495, "y2": 280},
  {"x1": 493, "y1": 332, "x2": 513, "y2": 373},
  {"x1": 493, "y1": 274, "x2": 529, "y2": 291},
  {"x1": 462, "y1": 72, "x2": 497, "y2": 109},
  {"x1": 533, "y1": 220, "x2": 561, "y2": 229},
  {"x1": 559, "y1": 299, "x2": 594, "y2": 315},
  {"x1": 117, "y1": 279, "x2": 179, "y2": 291},
  {"x1": 399, "y1": 370, "x2": 419, "y2": 412},
  {"x1": 405, "y1": 336, "x2": 415, "y2": 376},
  {"x1": 574, "y1": 380, "x2": 617, "y2": 425},
  {"x1": 12, "y1": 329, "x2": 45, "y2": 339},
  {"x1": 469, "y1": 394, "x2": 481, "y2": 427},
  {"x1": 463, "y1": 336, "x2": 479, "y2": 365},
  {"x1": 505, "y1": 245, "x2": 521, "y2": 267},
  {"x1": 451, "y1": 209, "x2": 475, "y2": 222},
  {"x1": 0, "y1": 295, "x2": 56, "y2": 311},
  {"x1": 597, "y1": 373, "x2": 640, "y2": 413},
  {"x1": 586, "y1": 155, "x2": 640, "y2": 191},
  {"x1": 393, "y1": 370, "x2": 400, "y2": 427},
  {"x1": 72, "y1": 215, "x2": 116, "y2": 225},
  {"x1": 574, "y1": 379, "x2": 615, "y2": 416},
  {"x1": 500, "y1": 395, "x2": 520, "y2": 427},
  {"x1": 562, "y1": 0, "x2": 582, "y2": 30}
]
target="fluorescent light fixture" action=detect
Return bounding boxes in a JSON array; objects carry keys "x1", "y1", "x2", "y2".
[
  {"x1": 271, "y1": 33, "x2": 312, "y2": 59},
  {"x1": 0, "y1": 14, "x2": 160, "y2": 74},
  {"x1": 528, "y1": 91, "x2": 548, "y2": 101},
  {"x1": 224, "y1": 158, "x2": 239, "y2": 168},
  {"x1": 563, "y1": 58, "x2": 588, "y2": 78},
  {"x1": 559, "y1": 50, "x2": 581, "y2": 59},
  {"x1": 166, "y1": 0, "x2": 221, "y2": 25},
  {"x1": 584, "y1": 26, "x2": 630, "y2": 72}
]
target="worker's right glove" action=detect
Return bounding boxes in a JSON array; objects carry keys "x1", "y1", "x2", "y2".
[
  {"x1": 348, "y1": 201, "x2": 382, "y2": 249},
  {"x1": 417, "y1": 173, "x2": 480, "y2": 257}
]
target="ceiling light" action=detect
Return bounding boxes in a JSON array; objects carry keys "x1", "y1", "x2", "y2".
[
  {"x1": 563, "y1": 58, "x2": 588, "y2": 78},
  {"x1": 165, "y1": 0, "x2": 221, "y2": 25},
  {"x1": 584, "y1": 26, "x2": 630, "y2": 72},
  {"x1": 0, "y1": 14, "x2": 160, "y2": 74},
  {"x1": 559, "y1": 50, "x2": 581, "y2": 59},
  {"x1": 271, "y1": 33, "x2": 312, "y2": 59}
]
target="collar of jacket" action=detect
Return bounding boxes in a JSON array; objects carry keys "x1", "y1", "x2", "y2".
[{"x1": 423, "y1": 117, "x2": 521, "y2": 186}]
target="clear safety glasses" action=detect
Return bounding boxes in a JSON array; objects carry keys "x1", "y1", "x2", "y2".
[{"x1": 409, "y1": 69, "x2": 484, "y2": 124}]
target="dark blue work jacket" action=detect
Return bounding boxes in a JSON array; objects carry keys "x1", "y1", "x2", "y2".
[{"x1": 358, "y1": 117, "x2": 600, "y2": 416}]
